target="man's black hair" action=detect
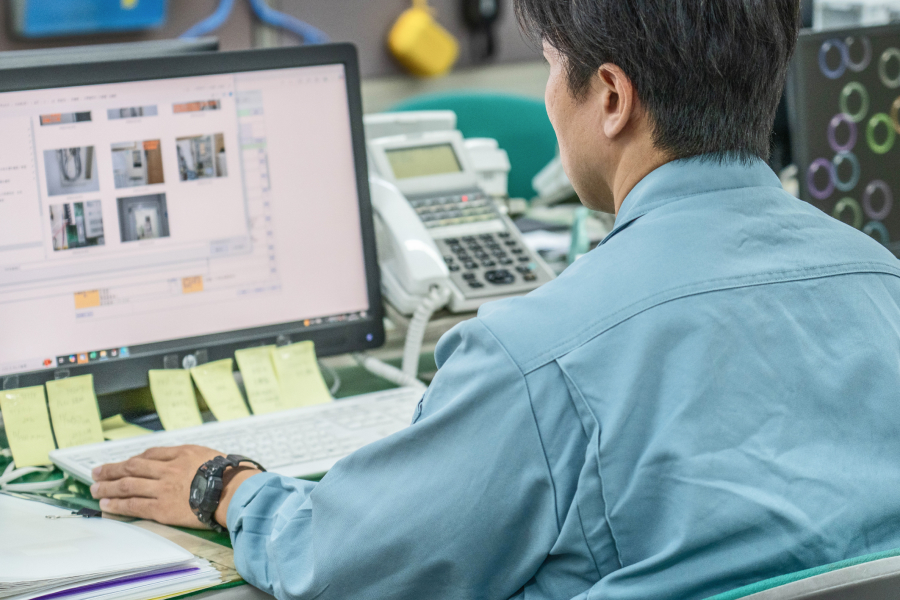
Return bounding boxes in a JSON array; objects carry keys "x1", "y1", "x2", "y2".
[{"x1": 515, "y1": 0, "x2": 801, "y2": 162}]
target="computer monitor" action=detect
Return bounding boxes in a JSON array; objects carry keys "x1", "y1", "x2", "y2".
[
  {"x1": 788, "y1": 23, "x2": 900, "y2": 257},
  {"x1": 0, "y1": 37, "x2": 220, "y2": 70},
  {"x1": 0, "y1": 44, "x2": 384, "y2": 395}
]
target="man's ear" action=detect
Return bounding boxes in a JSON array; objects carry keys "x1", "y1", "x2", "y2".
[{"x1": 596, "y1": 64, "x2": 636, "y2": 140}]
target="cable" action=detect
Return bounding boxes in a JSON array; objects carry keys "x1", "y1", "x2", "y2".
[
  {"x1": 402, "y1": 287, "x2": 451, "y2": 379},
  {"x1": 248, "y1": 0, "x2": 329, "y2": 45},
  {"x1": 318, "y1": 360, "x2": 342, "y2": 396},
  {"x1": 181, "y1": 0, "x2": 236, "y2": 39},
  {"x1": 58, "y1": 148, "x2": 82, "y2": 182},
  {"x1": 0, "y1": 461, "x2": 66, "y2": 493},
  {"x1": 182, "y1": 0, "x2": 328, "y2": 44},
  {"x1": 353, "y1": 354, "x2": 427, "y2": 391}
]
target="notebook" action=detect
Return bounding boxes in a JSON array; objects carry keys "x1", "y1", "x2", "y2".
[{"x1": 0, "y1": 495, "x2": 221, "y2": 600}]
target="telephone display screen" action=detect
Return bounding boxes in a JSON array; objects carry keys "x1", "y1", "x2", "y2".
[{"x1": 386, "y1": 144, "x2": 462, "y2": 179}]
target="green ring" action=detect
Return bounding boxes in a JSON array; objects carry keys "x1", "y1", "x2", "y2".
[
  {"x1": 867, "y1": 113, "x2": 896, "y2": 154},
  {"x1": 840, "y1": 82, "x2": 870, "y2": 123},
  {"x1": 833, "y1": 197, "x2": 864, "y2": 230}
]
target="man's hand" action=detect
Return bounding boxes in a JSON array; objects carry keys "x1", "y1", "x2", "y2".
[{"x1": 90, "y1": 445, "x2": 261, "y2": 529}]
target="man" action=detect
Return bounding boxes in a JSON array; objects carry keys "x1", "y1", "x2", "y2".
[{"x1": 91, "y1": 1, "x2": 900, "y2": 598}]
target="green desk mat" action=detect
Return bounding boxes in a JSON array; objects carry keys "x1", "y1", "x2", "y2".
[{"x1": 0, "y1": 357, "x2": 433, "y2": 597}]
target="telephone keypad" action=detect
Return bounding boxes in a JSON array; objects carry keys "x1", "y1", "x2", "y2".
[{"x1": 435, "y1": 229, "x2": 550, "y2": 297}]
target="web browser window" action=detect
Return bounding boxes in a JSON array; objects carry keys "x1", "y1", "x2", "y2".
[{"x1": 0, "y1": 64, "x2": 370, "y2": 375}]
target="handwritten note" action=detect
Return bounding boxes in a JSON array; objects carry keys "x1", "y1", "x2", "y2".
[
  {"x1": 270, "y1": 342, "x2": 332, "y2": 408},
  {"x1": 45, "y1": 375, "x2": 104, "y2": 449},
  {"x1": 0, "y1": 386, "x2": 57, "y2": 467},
  {"x1": 102, "y1": 414, "x2": 152, "y2": 441},
  {"x1": 234, "y1": 346, "x2": 288, "y2": 415},
  {"x1": 148, "y1": 370, "x2": 204, "y2": 431},
  {"x1": 190, "y1": 359, "x2": 250, "y2": 422}
]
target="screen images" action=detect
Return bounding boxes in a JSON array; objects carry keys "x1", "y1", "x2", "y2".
[{"x1": 43, "y1": 146, "x2": 100, "y2": 196}]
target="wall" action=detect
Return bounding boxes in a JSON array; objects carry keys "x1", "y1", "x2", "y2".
[{"x1": 0, "y1": 0, "x2": 541, "y2": 78}]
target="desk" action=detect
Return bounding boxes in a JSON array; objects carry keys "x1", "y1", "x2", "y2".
[{"x1": 0, "y1": 350, "x2": 444, "y2": 600}]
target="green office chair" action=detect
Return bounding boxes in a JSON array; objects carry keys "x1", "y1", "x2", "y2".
[
  {"x1": 705, "y1": 547, "x2": 900, "y2": 599},
  {"x1": 390, "y1": 92, "x2": 558, "y2": 200}
]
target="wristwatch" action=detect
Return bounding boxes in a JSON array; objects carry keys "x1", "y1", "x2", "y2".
[{"x1": 189, "y1": 454, "x2": 266, "y2": 532}]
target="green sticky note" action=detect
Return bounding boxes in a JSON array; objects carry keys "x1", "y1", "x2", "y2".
[
  {"x1": 102, "y1": 414, "x2": 152, "y2": 441},
  {"x1": 0, "y1": 386, "x2": 57, "y2": 467},
  {"x1": 191, "y1": 359, "x2": 250, "y2": 422},
  {"x1": 148, "y1": 370, "x2": 204, "y2": 431},
  {"x1": 46, "y1": 375, "x2": 104, "y2": 449},
  {"x1": 235, "y1": 346, "x2": 288, "y2": 415},
  {"x1": 270, "y1": 342, "x2": 332, "y2": 408}
]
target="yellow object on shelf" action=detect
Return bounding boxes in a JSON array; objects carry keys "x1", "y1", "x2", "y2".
[{"x1": 389, "y1": 1, "x2": 459, "y2": 77}]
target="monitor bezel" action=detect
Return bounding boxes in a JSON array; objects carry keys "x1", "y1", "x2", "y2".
[{"x1": 0, "y1": 44, "x2": 386, "y2": 395}]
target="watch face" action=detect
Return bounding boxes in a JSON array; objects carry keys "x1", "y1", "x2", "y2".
[{"x1": 190, "y1": 473, "x2": 208, "y2": 509}]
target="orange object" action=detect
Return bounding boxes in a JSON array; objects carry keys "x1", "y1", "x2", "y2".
[
  {"x1": 74, "y1": 290, "x2": 101, "y2": 309},
  {"x1": 182, "y1": 276, "x2": 204, "y2": 294}
]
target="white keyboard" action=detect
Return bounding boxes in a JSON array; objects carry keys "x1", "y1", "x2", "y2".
[{"x1": 50, "y1": 387, "x2": 423, "y2": 485}]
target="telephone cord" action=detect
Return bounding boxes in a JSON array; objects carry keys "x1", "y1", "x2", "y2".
[{"x1": 402, "y1": 286, "x2": 451, "y2": 379}]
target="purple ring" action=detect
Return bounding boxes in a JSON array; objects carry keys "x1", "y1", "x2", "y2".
[
  {"x1": 828, "y1": 114, "x2": 858, "y2": 153},
  {"x1": 863, "y1": 180, "x2": 894, "y2": 221},
  {"x1": 820, "y1": 39, "x2": 849, "y2": 80},
  {"x1": 807, "y1": 159, "x2": 835, "y2": 200}
]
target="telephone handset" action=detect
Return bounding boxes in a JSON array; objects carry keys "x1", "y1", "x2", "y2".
[
  {"x1": 366, "y1": 125, "x2": 555, "y2": 315},
  {"x1": 369, "y1": 176, "x2": 450, "y2": 315}
]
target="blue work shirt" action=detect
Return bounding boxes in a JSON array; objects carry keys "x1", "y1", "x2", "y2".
[{"x1": 227, "y1": 157, "x2": 900, "y2": 600}]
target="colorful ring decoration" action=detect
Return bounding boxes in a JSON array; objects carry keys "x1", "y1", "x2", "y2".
[
  {"x1": 846, "y1": 36, "x2": 873, "y2": 72},
  {"x1": 834, "y1": 198, "x2": 864, "y2": 230},
  {"x1": 808, "y1": 158, "x2": 835, "y2": 200},
  {"x1": 863, "y1": 180, "x2": 894, "y2": 221},
  {"x1": 891, "y1": 96, "x2": 900, "y2": 135},
  {"x1": 832, "y1": 152, "x2": 860, "y2": 193},
  {"x1": 867, "y1": 113, "x2": 896, "y2": 154},
  {"x1": 864, "y1": 221, "x2": 890, "y2": 244},
  {"x1": 828, "y1": 114, "x2": 857, "y2": 153},
  {"x1": 820, "y1": 39, "x2": 849, "y2": 80},
  {"x1": 839, "y1": 82, "x2": 869, "y2": 123},
  {"x1": 879, "y1": 48, "x2": 900, "y2": 89}
]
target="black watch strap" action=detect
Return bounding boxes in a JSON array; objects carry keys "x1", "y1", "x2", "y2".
[{"x1": 190, "y1": 454, "x2": 266, "y2": 532}]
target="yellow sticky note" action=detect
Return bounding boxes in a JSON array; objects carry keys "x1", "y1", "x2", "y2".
[
  {"x1": 270, "y1": 342, "x2": 332, "y2": 408},
  {"x1": 148, "y1": 370, "x2": 204, "y2": 431},
  {"x1": 102, "y1": 414, "x2": 152, "y2": 441},
  {"x1": 191, "y1": 359, "x2": 250, "y2": 422},
  {"x1": 0, "y1": 386, "x2": 57, "y2": 467},
  {"x1": 46, "y1": 375, "x2": 104, "y2": 449},
  {"x1": 234, "y1": 346, "x2": 288, "y2": 415}
]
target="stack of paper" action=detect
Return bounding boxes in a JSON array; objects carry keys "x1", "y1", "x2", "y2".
[{"x1": 0, "y1": 495, "x2": 221, "y2": 600}]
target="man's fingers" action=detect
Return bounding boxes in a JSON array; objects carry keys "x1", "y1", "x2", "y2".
[
  {"x1": 99, "y1": 497, "x2": 157, "y2": 520},
  {"x1": 93, "y1": 457, "x2": 166, "y2": 482},
  {"x1": 91, "y1": 477, "x2": 159, "y2": 500}
]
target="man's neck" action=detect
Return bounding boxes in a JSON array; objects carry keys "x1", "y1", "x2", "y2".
[{"x1": 610, "y1": 143, "x2": 672, "y2": 215}]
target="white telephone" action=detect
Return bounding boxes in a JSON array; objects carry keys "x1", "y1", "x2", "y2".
[
  {"x1": 365, "y1": 112, "x2": 555, "y2": 316},
  {"x1": 369, "y1": 176, "x2": 450, "y2": 315}
]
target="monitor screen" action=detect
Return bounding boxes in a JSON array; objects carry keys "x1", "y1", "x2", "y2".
[
  {"x1": 0, "y1": 53, "x2": 379, "y2": 389},
  {"x1": 386, "y1": 144, "x2": 462, "y2": 179},
  {"x1": 789, "y1": 24, "x2": 900, "y2": 257}
]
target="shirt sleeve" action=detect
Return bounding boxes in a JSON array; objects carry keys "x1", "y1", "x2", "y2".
[{"x1": 226, "y1": 318, "x2": 559, "y2": 600}]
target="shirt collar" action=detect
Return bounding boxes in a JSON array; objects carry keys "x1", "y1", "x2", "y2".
[{"x1": 601, "y1": 155, "x2": 783, "y2": 245}]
